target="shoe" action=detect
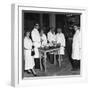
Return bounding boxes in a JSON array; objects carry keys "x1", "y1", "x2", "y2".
[
  {"x1": 27, "y1": 70, "x2": 32, "y2": 74},
  {"x1": 27, "y1": 71, "x2": 32, "y2": 74},
  {"x1": 33, "y1": 74, "x2": 37, "y2": 77},
  {"x1": 30, "y1": 69, "x2": 38, "y2": 76},
  {"x1": 24, "y1": 70, "x2": 27, "y2": 72}
]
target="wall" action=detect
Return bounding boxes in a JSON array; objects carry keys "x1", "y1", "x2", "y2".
[{"x1": 0, "y1": 0, "x2": 89, "y2": 89}]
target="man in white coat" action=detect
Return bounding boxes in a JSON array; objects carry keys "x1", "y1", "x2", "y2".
[
  {"x1": 56, "y1": 28, "x2": 66, "y2": 61},
  {"x1": 71, "y1": 25, "x2": 81, "y2": 70},
  {"x1": 47, "y1": 27, "x2": 56, "y2": 45},
  {"x1": 47, "y1": 27, "x2": 56, "y2": 64},
  {"x1": 31, "y1": 24, "x2": 41, "y2": 69}
]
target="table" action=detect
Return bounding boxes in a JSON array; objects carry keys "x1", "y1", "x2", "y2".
[{"x1": 38, "y1": 47, "x2": 61, "y2": 72}]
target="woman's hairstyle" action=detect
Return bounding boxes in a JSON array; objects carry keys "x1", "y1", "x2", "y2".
[
  {"x1": 24, "y1": 31, "x2": 33, "y2": 40},
  {"x1": 25, "y1": 31, "x2": 30, "y2": 36}
]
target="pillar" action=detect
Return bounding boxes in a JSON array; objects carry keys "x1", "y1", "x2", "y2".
[
  {"x1": 40, "y1": 13, "x2": 43, "y2": 27},
  {"x1": 49, "y1": 13, "x2": 56, "y2": 28}
]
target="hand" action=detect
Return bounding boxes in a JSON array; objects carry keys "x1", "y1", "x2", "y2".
[{"x1": 32, "y1": 45, "x2": 35, "y2": 49}]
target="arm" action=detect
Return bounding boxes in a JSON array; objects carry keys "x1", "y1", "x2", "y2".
[
  {"x1": 31, "y1": 31, "x2": 37, "y2": 42},
  {"x1": 47, "y1": 32, "x2": 51, "y2": 43},
  {"x1": 24, "y1": 38, "x2": 28, "y2": 49},
  {"x1": 42, "y1": 34, "x2": 47, "y2": 45},
  {"x1": 61, "y1": 34, "x2": 66, "y2": 47},
  {"x1": 24, "y1": 38, "x2": 32, "y2": 50}
]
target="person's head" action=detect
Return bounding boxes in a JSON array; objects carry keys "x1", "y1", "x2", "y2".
[
  {"x1": 73, "y1": 25, "x2": 78, "y2": 31},
  {"x1": 57, "y1": 28, "x2": 62, "y2": 33},
  {"x1": 34, "y1": 23, "x2": 39, "y2": 30},
  {"x1": 50, "y1": 27, "x2": 55, "y2": 33},
  {"x1": 26, "y1": 31, "x2": 30, "y2": 38},
  {"x1": 40, "y1": 29, "x2": 44, "y2": 36}
]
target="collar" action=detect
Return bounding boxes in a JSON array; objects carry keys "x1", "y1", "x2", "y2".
[
  {"x1": 49, "y1": 31, "x2": 55, "y2": 35},
  {"x1": 33, "y1": 28, "x2": 38, "y2": 31}
]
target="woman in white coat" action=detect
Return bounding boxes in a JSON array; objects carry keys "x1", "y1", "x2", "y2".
[
  {"x1": 56, "y1": 28, "x2": 66, "y2": 61},
  {"x1": 31, "y1": 24, "x2": 41, "y2": 69},
  {"x1": 71, "y1": 25, "x2": 81, "y2": 70},
  {"x1": 24, "y1": 31, "x2": 37, "y2": 76}
]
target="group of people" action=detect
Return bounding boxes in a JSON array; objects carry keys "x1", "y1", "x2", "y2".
[{"x1": 24, "y1": 23, "x2": 81, "y2": 76}]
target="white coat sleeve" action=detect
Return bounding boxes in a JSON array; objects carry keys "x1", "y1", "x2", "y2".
[
  {"x1": 24, "y1": 38, "x2": 27, "y2": 49},
  {"x1": 61, "y1": 34, "x2": 65, "y2": 47},
  {"x1": 47, "y1": 33, "x2": 51, "y2": 43},
  {"x1": 31, "y1": 31, "x2": 37, "y2": 42},
  {"x1": 44, "y1": 34, "x2": 47, "y2": 45}
]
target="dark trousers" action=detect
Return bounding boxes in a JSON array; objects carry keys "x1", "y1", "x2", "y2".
[
  {"x1": 71, "y1": 59, "x2": 80, "y2": 70},
  {"x1": 50, "y1": 54, "x2": 54, "y2": 64},
  {"x1": 47, "y1": 53, "x2": 54, "y2": 64},
  {"x1": 34, "y1": 58, "x2": 40, "y2": 69}
]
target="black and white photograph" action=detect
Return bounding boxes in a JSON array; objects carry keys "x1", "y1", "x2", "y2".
[
  {"x1": 11, "y1": 4, "x2": 88, "y2": 87},
  {"x1": 0, "y1": 0, "x2": 89, "y2": 88},
  {"x1": 22, "y1": 9, "x2": 81, "y2": 78}
]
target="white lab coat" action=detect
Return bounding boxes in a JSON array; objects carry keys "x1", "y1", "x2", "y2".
[
  {"x1": 47, "y1": 31, "x2": 56, "y2": 54},
  {"x1": 72, "y1": 30, "x2": 81, "y2": 60},
  {"x1": 56, "y1": 33, "x2": 66, "y2": 55},
  {"x1": 47, "y1": 31, "x2": 56, "y2": 43},
  {"x1": 40, "y1": 34, "x2": 47, "y2": 46},
  {"x1": 24, "y1": 37, "x2": 35, "y2": 70},
  {"x1": 31, "y1": 28, "x2": 41, "y2": 58}
]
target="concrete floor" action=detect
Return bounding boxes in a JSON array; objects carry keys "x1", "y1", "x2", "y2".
[{"x1": 24, "y1": 51, "x2": 80, "y2": 78}]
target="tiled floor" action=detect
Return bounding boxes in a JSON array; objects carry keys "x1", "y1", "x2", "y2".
[{"x1": 24, "y1": 52, "x2": 80, "y2": 78}]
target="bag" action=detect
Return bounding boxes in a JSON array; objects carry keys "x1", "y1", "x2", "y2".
[{"x1": 31, "y1": 49, "x2": 35, "y2": 56}]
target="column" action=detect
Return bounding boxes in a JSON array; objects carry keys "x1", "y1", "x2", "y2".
[
  {"x1": 49, "y1": 13, "x2": 56, "y2": 28},
  {"x1": 40, "y1": 13, "x2": 43, "y2": 27}
]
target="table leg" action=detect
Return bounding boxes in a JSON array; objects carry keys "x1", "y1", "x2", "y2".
[
  {"x1": 54, "y1": 54, "x2": 57, "y2": 65},
  {"x1": 39, "y1": 52, "x2": 43, "y2": 71},
  {"x1": 58, "y1": 54, "x2": 61, "y2": 67},
  {"x1": 44, "y1": 52, "x2": 47, "y2": 72}
]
